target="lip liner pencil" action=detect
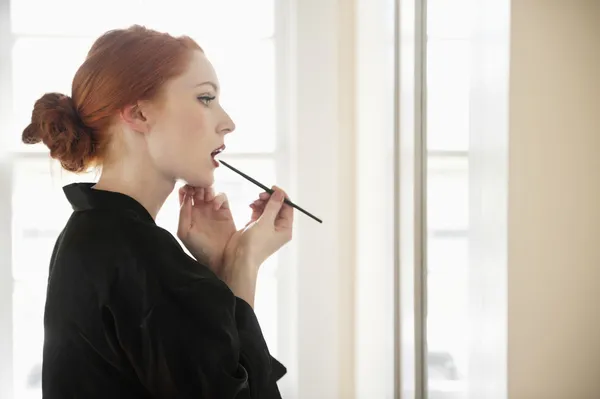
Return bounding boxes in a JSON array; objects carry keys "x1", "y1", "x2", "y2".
[{"x1": 218, "y1": 159, "x2": 323, "y2": 224}]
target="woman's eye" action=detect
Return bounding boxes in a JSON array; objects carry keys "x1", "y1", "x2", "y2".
[{"x1": 198, "y1": 96, "x2": 216, "y2": 106}]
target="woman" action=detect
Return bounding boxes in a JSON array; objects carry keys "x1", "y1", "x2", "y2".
[{"x1": 22, "y1": 25, "x2": 292, "y2": 398}]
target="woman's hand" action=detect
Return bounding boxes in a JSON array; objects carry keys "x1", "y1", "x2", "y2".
[
  {"x1": 177, "y1": 184, "x2": 236, "y2": 277},
  {"x1": 222, "y1": 187, "x2": 294, "y2": 277}
]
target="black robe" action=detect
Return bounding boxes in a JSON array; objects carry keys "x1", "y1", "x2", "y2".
[{"x1": 41, "y1": 182, "x2": 286, "y2": 398}]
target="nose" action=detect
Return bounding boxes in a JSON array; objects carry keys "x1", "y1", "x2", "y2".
[{"x1": 218, "y1": 107, "x2": 236, "y2": 135}]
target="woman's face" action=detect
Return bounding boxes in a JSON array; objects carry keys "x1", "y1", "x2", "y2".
[{"x1": 141, "y1": 50, "x2": 235, "y2": 187}]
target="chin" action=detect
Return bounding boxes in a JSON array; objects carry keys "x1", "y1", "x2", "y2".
[{"x1": 185, "y1": 170, "x2": 214, "y2": 188}]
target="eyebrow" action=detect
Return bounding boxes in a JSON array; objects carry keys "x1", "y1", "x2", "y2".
[{"x1": 195, "y1": 81, "x2": 219, "y2": 91}]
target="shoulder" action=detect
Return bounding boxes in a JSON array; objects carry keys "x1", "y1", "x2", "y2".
[
  {"x1": 47, "y1": 210, "x2": 149, "y2": 301},
  {"x1": 55, "y1": 208, "x2": 146, "y2": 271},
  {"x1": 62, "y1": 208, "x2": 222, "y2": 295}
]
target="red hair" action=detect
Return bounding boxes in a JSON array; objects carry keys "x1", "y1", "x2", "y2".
[{"x1": 22, "y1": 25, "x2": 202, "y2": 172}]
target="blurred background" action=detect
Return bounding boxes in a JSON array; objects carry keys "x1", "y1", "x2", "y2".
[{"x1": 1, "y1": 0, "x2": 599, "y2": 398}]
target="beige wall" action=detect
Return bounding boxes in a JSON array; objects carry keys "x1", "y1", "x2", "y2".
[{"x1": 508, "y1": 1, "x2": 600, "y2": 398}]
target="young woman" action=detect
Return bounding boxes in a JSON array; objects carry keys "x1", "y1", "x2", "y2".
[{"x1": 22, "y1": 25, "x2": 292, "y2": 398}]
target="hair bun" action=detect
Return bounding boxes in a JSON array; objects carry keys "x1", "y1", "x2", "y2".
[{"x1": 22, "y1": 92, "x2": 96, "y2": 172}]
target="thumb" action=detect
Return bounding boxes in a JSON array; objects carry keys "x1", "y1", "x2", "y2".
[{"x1": 259, "y1": 188, "x2": 285, "y2": 224}]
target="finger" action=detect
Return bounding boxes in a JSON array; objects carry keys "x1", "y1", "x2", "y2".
[
  {"x1": 274, "y1": 187, "x2": 294, "y2": 224},
  {"x1": 259, "y1": 186, "x2": 285, "y2": 224},
  {"x1": 276, "y1": 202, "x2": 295, "y2": 229},
  {"x1": 194, "y1": 187, "x2": 205, "y2": 204},
  {"x1": 272, "y1": 185, "x2": 289, "y2": 200},
  {"x1": 178, "y1": 186, "x2": 186, "y2": 206},
  {"x1": 250, "y1": 198, "x2": 267, "y2": 207},
  {"x1": 249, "y1": 199, "x2": 267, "y2": 208},
  {"x1": 250, "y1": 205, "x2": 262, "y2": 222},
  {"x1": 205, "y1": 186, "x2": 215, "y2": 202},
  {"x1": 178, "y1": 184, "x2": 193, "y2": 206},
  {"x1": 249, "y1": 199, "x2": 267, "y2": 214},
  {"x1": 259, "y1": 192, "x2": 270, "y2": 200},
  {"x1": 213, "y1": 193, "x2": 230, "y2": 210},
  {"x1": 249, "y1": 200, "x2": 266, "y2": 222},
  {"x1": 177, "y1": 193, "x2": 193, "y2": 237}
]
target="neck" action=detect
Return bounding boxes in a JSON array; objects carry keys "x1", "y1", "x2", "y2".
[{"x1": 93, "y1": 162, "x2": 174, "y2": 220}]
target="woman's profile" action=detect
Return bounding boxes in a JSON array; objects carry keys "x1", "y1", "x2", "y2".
[{"x1": 21, "y1": 25, "x2": 292, "y2": 398}]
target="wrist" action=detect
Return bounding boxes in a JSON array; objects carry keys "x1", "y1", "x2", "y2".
[
  {"x1": 221, "y1": 254, "x2": 260, "y2": 307},
  {"x1": 228, "y1": 248, "x2": 260, "y2": 279},
  {"x1": 221, "y1": 248, "x2": 259, "y2": 281},
  {"x1": 189, "y1": 246, "x2": 209, "y2": 265},
  {"x1": 233, "y1": 246, "x2": 262, "y2": 270}
]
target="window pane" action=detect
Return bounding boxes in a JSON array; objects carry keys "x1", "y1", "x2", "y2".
[
  {"x1": 10, "y1": 38, "x2": 276, "y2": 154},
  {"x1": 427, "y1": 158, "x2": 468, "y2": 399},
  {"x1": 12, "y1": 157, "x2": 98, "y2": 280},
  {"x1": 427, "y1": 236, "x2": 469, "y2": 399},
  {"x1": 13, "y1": 279, "x2": 46, "y2": 399},
  {"x1": 427, "y1": 156, "x2": 468, "y2": 231},
  {"x1": 426, "y1": 2, "x2": 473, "y2": 398},
  {"x1": 426, "y1": 40, "x2": 471, "y2": 152},
  {"x1": 427, "y1": 0, "x2": 474, "y2": 40},
  {"x1": 10, "y1": 0, "x2": 274, "y2": 40}
]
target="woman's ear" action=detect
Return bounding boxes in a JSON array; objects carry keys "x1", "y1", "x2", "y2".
[{"x1": 119, "y1": 103, "x2": 151, "y2": 133}]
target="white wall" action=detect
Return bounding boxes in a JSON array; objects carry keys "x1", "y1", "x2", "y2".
[
  {"x1": 354, "y1": 0, "x2": 397, "y2": 396},
  {"x1": 292, "y1": 0, "x2": 397, "y2": 397},
  {"x1": 508, "y1": 1, "x2": 600, "y2": 398},
  {"x1": 291, "y1": 0, "x2": 358, "y2": 397}
]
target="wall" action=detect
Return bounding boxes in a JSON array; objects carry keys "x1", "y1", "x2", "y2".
[
  {"x1": 290, "y1": 0, "x2": 358, "y2": 397},
  {"x1": 508, "y1": 1, "x2": 600, "y2": 398}
]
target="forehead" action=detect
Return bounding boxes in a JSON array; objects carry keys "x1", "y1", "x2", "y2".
[{"x1": 170, "y1": 50, "x2": 219, "y2": 90}]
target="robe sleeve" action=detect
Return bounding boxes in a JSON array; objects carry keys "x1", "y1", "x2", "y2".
[{"x1": 103, "y1": 256, "x2": 285, "y2": 398}]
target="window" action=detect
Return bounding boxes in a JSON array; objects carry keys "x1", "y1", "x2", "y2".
[
  {"x1": 425, "y1": 0, "x2": 473, "y2": 398},
  {"x1": 1, "y1": 1, "x2": 290, "y2": 398}
]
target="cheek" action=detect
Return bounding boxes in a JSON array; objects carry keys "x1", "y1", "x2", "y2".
[
  {"x1": 185, "y1": 114, "x2": 216, "y2": 159},
  {"x1": 147, "y1": 110, "x2": 213, "y2": 174},
  {"x1": 174, "y1": 106, "x2": 210, "y2": 140},
  {"x1": 193, "y1": 110, "x2": 211, "y2": 132},
  {"x1": 154, "y1": 109, "x2": 206, "y2": 149}
]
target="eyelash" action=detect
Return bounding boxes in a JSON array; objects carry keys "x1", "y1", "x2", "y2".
[{"x1": 197, "y1": 95, "x2": 216, "y2": 106}]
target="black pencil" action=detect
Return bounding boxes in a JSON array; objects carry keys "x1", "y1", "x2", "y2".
[{"x1": 218, "y1": 159, "x2": 323, "y2": 224}]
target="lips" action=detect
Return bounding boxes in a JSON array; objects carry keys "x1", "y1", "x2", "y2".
[{"x1": 211, "y1": 144, "x2": 225, "y2": 159}]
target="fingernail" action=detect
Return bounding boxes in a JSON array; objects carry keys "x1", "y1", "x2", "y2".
[{"x1": 273, "y1": 190, "x2": 284, "y2": 202}]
